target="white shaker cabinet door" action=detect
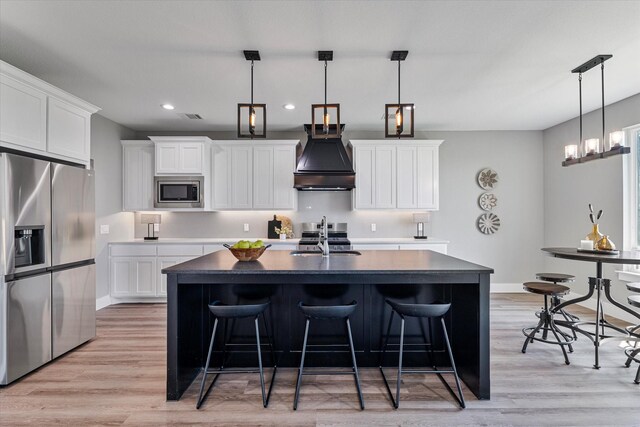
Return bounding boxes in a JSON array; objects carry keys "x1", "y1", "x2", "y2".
[
  {"x1": 0, "y1": 75, "x2": 47, "y2": 152},
  {"x1": 157, "y1": 257, "x2": 191, "y2": 297},
  {"x1": 417, "y1": 146, "x2": 439, "y2": 209},
  {"x1": 155, "y1": 143, "x2": 179, "y2": 174},
  {"x1": 179, "y1": 143, "x2": 203, "y2": 174},
  {"x1": 374, "y1": 146, "x2": 396, "y2": 209},
  {"x1": 212, "y1": 145, "x2": 231, "y2": 209},
  {"x1": 230, "y1": 146, "x2": 253, "y2": 209},
  {"x1": 396, "y1": 146, "x2": 417, "y2": 209},
  {"x1": 273, "y1": 145, "x2": 296, "y2": 209},
  {"x1": 110, "y1": 258, "x2": 133, "y2": 297},
  {"x1": 122, "y1": 143, "x2": 154, "y2": 211},
  {"x1": 132, "y1": 257, "x2": 157, "y2": 296},
  {"x1": 47, "y1": 97, "x2": 91, "y2": 163},
  {"x1": 353, "y1": 146, "x2": 376, "y2": 209},
  {"x1": 252, "y1": 146, "x2": 274, "y2": 209}
]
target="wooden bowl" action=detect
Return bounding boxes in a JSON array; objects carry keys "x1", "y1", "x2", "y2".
[{"x1": 225, "y1": 244, "x2": 270, "y2": 262}]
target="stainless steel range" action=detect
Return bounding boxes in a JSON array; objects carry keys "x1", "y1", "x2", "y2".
[{"x1": 297, "y1": 222, "x2": 351, "y2": 252}]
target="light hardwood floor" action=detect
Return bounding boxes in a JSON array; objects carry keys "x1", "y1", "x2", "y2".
[{"x1": 1, "y1": 294, "x2": 638, "y2": 426}]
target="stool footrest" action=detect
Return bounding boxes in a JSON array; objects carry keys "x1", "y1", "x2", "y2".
[
  {"x1": 401, "y1": 368, "x2": 456, "y2": 374},
  {"x1": 301, "y1": 370, "x2": 357, "y2": 376},
  {"x1": 205, "y1": 368, "x2": 268, "y2": 375}
]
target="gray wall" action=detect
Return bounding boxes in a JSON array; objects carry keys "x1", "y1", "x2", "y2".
[
  {"x1": 133, "y1": 129, "x2": 545, "y2": 284},
  {"x1": 543, "y1": 93, "x2": 640, "y2": 308},
  {"x1": 92, "y1": 114, "x2": 136, "y2": 299}
]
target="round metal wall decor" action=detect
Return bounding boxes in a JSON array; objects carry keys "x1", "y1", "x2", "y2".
[
  {"x1": 478, "y1": 193, "x2": 497, "y2": 211},
  {"x1": 477, "y1": 213, "x2": 501, "y2": 234},
  {"x1": 477, "y1": 168, "x2": 498, "y2": 190}
]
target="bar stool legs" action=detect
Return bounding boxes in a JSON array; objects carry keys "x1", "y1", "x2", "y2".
[
  {"x1": 292, "y1": 301, "x2": 364, "y2": 410},
  {"x1": 379, "y1": 306, "x2": 465, "y2": 409},
  {"x1": 196, "y1": 312, "x2": 276, "y2": 409}
]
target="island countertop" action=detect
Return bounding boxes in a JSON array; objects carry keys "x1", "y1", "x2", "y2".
[{"x1": 162, "y1": 249, "x2": 493, "y2": 275}]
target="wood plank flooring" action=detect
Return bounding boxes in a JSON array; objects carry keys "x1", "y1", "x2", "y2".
[{"x1": 1, "y1": 294, "x2": 639, "y2": 426}]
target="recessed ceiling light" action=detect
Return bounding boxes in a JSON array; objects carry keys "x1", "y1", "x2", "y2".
[
  {"x1": 162, "y1": 103, "x2": 175, "y2": 110},
  {"x1": 283, "y1": 104, "x2": 296, "y2": 110}
]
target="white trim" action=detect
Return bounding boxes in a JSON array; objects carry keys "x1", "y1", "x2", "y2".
[
  {"x1": 349, "y1": 139, "x2": 444, "y2": 147},
  {"x1": 96, "y1": 295, "x2": 112, "y2": 311},
  {"x1": 622, "y1": 124, "x2": 640, "y2": 252},
  {"x1": 0, "y1": 60, "x2": 100, "y2": 113},
  {"x1": 491, "y1": 283, "x2": 526, "y2": 293},
  {"x1": 110, "y1": 297, "x2": 167, "y2": 304},
  {"x1": 617, "y1": 269, "x2": 640, "y2": 283}
]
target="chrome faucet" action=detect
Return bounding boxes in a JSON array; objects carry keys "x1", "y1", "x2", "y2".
[{"x1": 317, "y1": 216, "x2": 330, "y2": 256}]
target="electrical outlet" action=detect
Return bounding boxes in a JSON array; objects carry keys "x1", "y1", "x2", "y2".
[
  {"x1": 371, "y1": 223, "x2": 377, "y2": 232},
  {"x1": 154, "y1": 223, "x2": 160, "y2": 233},
  {"x1": 244, "y1": 223, "x2": 250, "y2": 232},
  {"x1": 99, "y1": 224, "x2": 109, "y2": 235}
]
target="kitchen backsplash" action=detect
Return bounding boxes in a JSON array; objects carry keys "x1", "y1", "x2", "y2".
[{"x1": 132, "y1": 191, "x2": 430, "y2": 238}]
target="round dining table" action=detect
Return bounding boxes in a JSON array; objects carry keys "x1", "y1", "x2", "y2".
[{"x1": 542, "y1": 247, "x2": 640, "y2": 369}]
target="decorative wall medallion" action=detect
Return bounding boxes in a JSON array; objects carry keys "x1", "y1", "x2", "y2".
[
  {"x1": 477, "y1": 168, "x2": 498, "y2": 190},
  {"x1": 478, "y1": 193, "x2": 497, "y2": 211},
  {"x1": 477, "y1": 213, "x2": 500, "y2": 234}
]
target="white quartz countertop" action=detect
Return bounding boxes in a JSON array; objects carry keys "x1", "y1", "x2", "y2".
[{"x1": 110, "y1": 237, "x2": 449, "y2": 245}]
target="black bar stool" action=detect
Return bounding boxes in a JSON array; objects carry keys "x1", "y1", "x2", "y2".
[
  {"x1": 536, "y1": 273, "x2": 579, "y2": 324},
  {"x1": 522, "y1": 282, "x2": 575, "y2": 365},
  {"x1": 196, "y1": 300, "x2": 277, "y2": 409},
  {"x1": 379, "y1": 299, "x2": 465, "y2": 409},
  {"x1": 294, "y1": 300, "x2": 364, "y2": 410},
  {"x1": 624, "y1": 293, "x2": 640, "y2": 384}
]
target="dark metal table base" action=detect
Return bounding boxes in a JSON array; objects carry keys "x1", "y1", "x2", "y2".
[{"x1": 553, "y1": 272, "x2": 640, "y2": 369}]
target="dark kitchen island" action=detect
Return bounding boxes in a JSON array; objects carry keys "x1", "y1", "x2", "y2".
[{"x1": 164, "y1": 250, "x2": 493, "y2": 401}]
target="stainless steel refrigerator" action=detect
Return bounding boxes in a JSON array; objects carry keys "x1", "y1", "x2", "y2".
[{"x1": 0, "y1": 152, "x2": 95, "y2": 385}]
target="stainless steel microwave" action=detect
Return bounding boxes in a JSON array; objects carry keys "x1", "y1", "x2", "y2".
[{"x1": 154, "y1": 176, "x2": 204, "y2": 208}]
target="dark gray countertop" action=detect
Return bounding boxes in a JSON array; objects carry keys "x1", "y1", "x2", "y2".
[{"x1": 162, "y1": 249, "x2": 494, "y2": 275}]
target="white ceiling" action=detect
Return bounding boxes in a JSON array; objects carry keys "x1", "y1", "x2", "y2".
[{"x1": 1, "y1": 0, "x2": 639, "y2": 132}]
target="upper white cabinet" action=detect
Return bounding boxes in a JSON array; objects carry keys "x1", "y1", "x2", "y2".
[
  {"x1": 0, "y1": 60, "x2": 100, "y2": 167},
  {"x1": 212, "y1": 140, "x2": 297, "y2": 210},
  {"x1": 150, "y1": 136, "x2": 210, "y2": 175},
  {"x1": 122, "y1": 140, "x2": 155, "y2": 211},
  {"x1": 351, "y1": 140, "x2": 442, "y2": 210},
  {"x1": 0, "y1": 74, "x2": 47, "y2": 151},
  {"x1": 47, "y1": 97, "x2": 91, "y2": 161}
]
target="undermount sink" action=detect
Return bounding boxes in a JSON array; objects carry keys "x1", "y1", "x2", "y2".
[{"x1": 290, "y1": 250, "x2": 362, "y2": 257}]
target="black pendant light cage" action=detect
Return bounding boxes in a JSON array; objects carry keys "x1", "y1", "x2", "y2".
[
  {"x1": 385, "y1": 50, "x2": 414, "y2": 138},
  {"x1": 238, "y1": 50, "x2": 266, "y2": 139},
  {"x1": 312, "y1": 51, "x2": 341, "y2": 139},
  {"x1": 562, "y1": 54, "x2": 629, "y2": 167}
]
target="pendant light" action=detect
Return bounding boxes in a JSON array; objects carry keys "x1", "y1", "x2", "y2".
[
  {"x1": 311, "y1": 51, "x2": 341, "y2": 139},
  {"x1": 385, "y1": 50, "x2": 414, "y2": 138},
  {"x1": 562, "y1": 54, "x2": 629, "y2": 166},
  {"x1": 237, "y1": 50, "x2": 266, "y2": 138}
]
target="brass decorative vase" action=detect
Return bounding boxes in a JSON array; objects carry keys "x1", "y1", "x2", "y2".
[
  {"x1": 586, "y1": 224, "x2": 604, "y2": 243},
  {"x1": 596, "y1": 235, "x2": 616, "y2": 251}
]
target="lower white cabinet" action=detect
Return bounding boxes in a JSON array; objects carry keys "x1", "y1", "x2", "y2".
[
  {"x1": 110, "y1": 257, "x2": 157, "y2": 298},
  {"x1": 157, "y1": 257, "x2": 192, "y2": 297}
]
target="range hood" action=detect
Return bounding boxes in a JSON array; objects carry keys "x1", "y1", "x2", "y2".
[{"x1": 294, "y1": 124, "x2": 355, "y2": 191}]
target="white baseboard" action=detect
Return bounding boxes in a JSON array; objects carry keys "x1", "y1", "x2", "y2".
[
  {"x1": 96, "y1": 295, "x2": 112, "y2": 311},
  {"x1": 491, "y1": 283, "x2": 525, "y2": 293},
  {"x1": 110, "y1": 297, "x2": 167, "y2": 304}
]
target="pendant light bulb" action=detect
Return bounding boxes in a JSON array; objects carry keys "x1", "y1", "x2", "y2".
[
  {"x1": 249, "y1": 106, "x2": 256, "y2": 134},
  {"x1": 323, "y1": 107, "x2": 330, "y2": 134},
  {"x1": 395, "y1": 107, "x2": 403, "y2": 134}
]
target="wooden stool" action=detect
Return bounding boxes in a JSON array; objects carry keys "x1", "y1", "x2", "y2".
[
  {"x1": 522, "y1": 282, "x2": 575, "y2": 365},
  {"x1": 535, "y1": 273, "x2": 579, "y2": 325},
  {"x1": 624, "y1": 295, "x2": 640, "y2": 384}
]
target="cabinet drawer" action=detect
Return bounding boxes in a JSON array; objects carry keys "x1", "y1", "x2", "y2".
[
  {"x1": 157, "y1": 244, "x2": 203, "y2": 257},
  {"x1": 110, "y1": 244, "x2": 156, "y2": 257}
]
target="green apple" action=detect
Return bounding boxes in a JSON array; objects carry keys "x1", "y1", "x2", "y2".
[{"x1": 236, "y1": 241, "x2": 251, "y2": 249}]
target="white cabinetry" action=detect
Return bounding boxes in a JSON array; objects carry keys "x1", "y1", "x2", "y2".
[
  {"x1": 122, "y1": 141, "x2": 154, "y2": 211},
  {"x1": 150, "y1": 137, "x2": 210, "y2": 175},
  {"x1": 0, "y1": 74, "x2": 47, "y2": 151},
  {"x1": 110, "y1": 257, "x2": 157, "y2": 298},
  {"x1": 0, "y1": 60, "x2": 100, "y2": 167},
  {"x1": 212, "y1": 140, "x2": 297, "y2": 210},
  {"x1": 47, "y1": 97, "x2": 91, "y2": 161},
  {"x1": 351, "y1": 140, "x2": 442, "y2": 210}
]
